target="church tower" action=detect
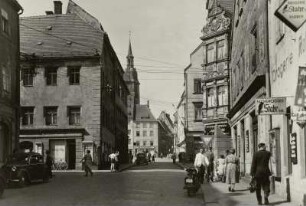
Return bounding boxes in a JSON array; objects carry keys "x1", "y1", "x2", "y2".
[{"x1": 123, "y1": 38, "x2": 140, "y2": 121}]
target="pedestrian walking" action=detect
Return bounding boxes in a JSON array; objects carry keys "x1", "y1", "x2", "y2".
[
  {"x1": 46, "y1": 150, "x2": 54, "y2": 179},
  {"x1": 251, "y1": 143, "x2": 272, "y2": 205},
  {"x1": 205, "y1": 147, "x2": 215, "y2": 182},
  {"x1": 152, "y1": 154, "x2": 155, "y2": 163},
  {"x1": 129, "y1": 151, "x2": 133, "y2": 163},
  {"x1": 81, "y1": 150, "x2": 93, "y2": 177},
  {"x1": 225, "y1": 148, "x2": 239, "y2": 192},
  {"x1": 115, "y1": 151, "x2": 120, "y2": 171},
  {"x1": 171, "y1": 152, "x2": 176, "y2": 164},
  {"x1": 194, "y1": 148, "x2": 209, "y2": 184},
  {"x1": 147, "y1": 152, "x2": 151, "y2": 163},
  {"x1": 216, "y1": 154, "x2": 226, "y2": 182},
  {"x1": 109, "y1": 152, "x2": 116, "y2": 172}
]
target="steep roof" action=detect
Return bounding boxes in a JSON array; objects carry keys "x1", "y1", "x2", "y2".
[
  {"x1": 135, "y1": 105, "x2": 156, "y2": 122},
  {"x1": 20, "y1": 4, "x2": 104, "y2": 58}
]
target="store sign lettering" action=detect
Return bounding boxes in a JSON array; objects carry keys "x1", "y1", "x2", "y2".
[
  {"x1": 255, "y1": 97, "x2": 287, "y2": 115},
  {"x1": 275, "y1": 0, "x2": 306, "y2": 32},
  {"x1": 272, "y1": 53, "x2": 293, "y2": 82},
  {"x1": 290, "y1": 133, "x2": 298, "y2": 164}
]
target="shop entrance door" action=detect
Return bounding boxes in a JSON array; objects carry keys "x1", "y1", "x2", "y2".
[{"x1": 67, "y1": 139, "x2": 76, "y2": 169}]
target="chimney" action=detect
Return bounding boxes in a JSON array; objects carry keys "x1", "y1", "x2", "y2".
[
  {"x1": 54, "y1": 1, "x2": 62, "y2": 14},
  {"x1": 45, "y1": 11, "x2": 54, "y2": 15}
]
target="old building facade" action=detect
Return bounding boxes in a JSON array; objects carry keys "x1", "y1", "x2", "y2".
[
  {"x1": 19, "y1": 1, "x2": 128, "y2": 170},
  {"x1": 0, "y1": 0, "x2": 22, "y2": 166},
  {"x1": 268, "y1": 0, "x2": 306, "y2": 204},
  {"x1": 228, "y1": 0, "x2": 270, "y2": 176},
  {"x1": 184, "y1": 43, "x2": 205, "y2": 160},
  {"x1": 157, "y1": 111, "x2": 174, "y2": 156},
  {"x1": 201, "y1": 0, "x2": 234, "y2": 158},
  {"x1": 173, "y1": 91, "x2": 186, "y2": 154}
]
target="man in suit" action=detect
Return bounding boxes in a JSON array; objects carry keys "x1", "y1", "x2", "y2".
[{"x1": 251, "y1": 143, "x2": 272, "y2": 205}]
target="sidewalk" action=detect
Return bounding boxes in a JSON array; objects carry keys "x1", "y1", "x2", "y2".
[
  {"x1": 176, "y1": 162, "x2": 297, "y2": 206},
  {"x1": 52, "y1": 163, "x2": 134, "y2": 173}
]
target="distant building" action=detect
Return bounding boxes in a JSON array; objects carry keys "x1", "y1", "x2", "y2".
[
  {"x1": 158, "y1": 111, "x2": 174, "y2": 156},
  {"x1": 200, "y1": 0, "x2": 234, "y2": 159},
  {"x1": 130, "y1": 103, "x2": 159, "y2": 156},
  {"x1": 19, "y1": 1, "x2": 128, "y2": 169},
  {"x1": 184, "y1": 42, "x2": 205, "y2": 161},
  {"x1": 173, "y1": 91, "x2": 186, "y2": 154},
  {"x1": 0, "y1": 0, "x2": 22, "y2": 166}
]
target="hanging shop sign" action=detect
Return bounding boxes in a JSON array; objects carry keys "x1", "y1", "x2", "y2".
[
  {"x1": 255, "y1": 97, "x2": 286, "y2": 115},
  {"x1": 295, "y1": 67, "x2": 306, "y2": 106},
  {"x1": 275, "y1": 0, "x2": 306, "y2": 32},
  {"x1": 290, "y1": 133, "x2": 298, "y2": 164}
]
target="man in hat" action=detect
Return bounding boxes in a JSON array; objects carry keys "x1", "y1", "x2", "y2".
[{"x1": 251, "y1": 143, "x2": 272, "y2": 205}]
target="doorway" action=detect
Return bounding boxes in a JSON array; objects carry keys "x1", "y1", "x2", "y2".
[
  {"x1": 67, "y1": 139, "x2": 76, "y2": 169},
  {"x1": 0, "y1": 123, "x2": 9, "y2": 165}
]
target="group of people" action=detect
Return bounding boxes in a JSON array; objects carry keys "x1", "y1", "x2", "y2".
[
  {"x1": 146, "y1": 151, "x2": 156, "y2": 163},
  {"x1": 194, "y1": 143, "x2": 272, "y2": 205}
]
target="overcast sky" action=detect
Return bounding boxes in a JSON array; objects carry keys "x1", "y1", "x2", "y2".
[{"x1": 18, "y1": 0, "x2": 207, "y2": 118}]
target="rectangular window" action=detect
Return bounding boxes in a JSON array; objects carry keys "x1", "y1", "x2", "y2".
[
  {"x1": 136, "y1": 131, "x2": 140, "y2": 137},
  {"x1": 143, "y1": 141, "x2": 147, "y2": 146},
  {"x1": 194, "y1": 102, "x2": 203, "y2": 121},
  {"x1": 206, "y1": 43, "x2": 215, "y2": 63},
  {"x1": 21, "y1": 107, "x2": 34, "y2": 126},
  {"x1": 68, "y1": 106, "x2": 81, "y2": 125},
  {"x1": 143, "y1": 123, "x2": 147, "y2": 128},
  {"x1": 207, "y1": 88, "x2": 215, "y2": 107},
  {"x1": 68, "y1": 67, "x2": 80, "y2": 85},
  {"x1": 149, "y1": 123, "x2": 153, "y2": 128},
  {"x1": 2, "y1": 65, "x2": 10, "y2": 92},
  {"x1": 136, "y1": 123, "x2": 140, "y2": 128},
  {"x1": 46, "y1": 67, "x2": 57, "y2": 86},
  {"x1": 143, "y1": 131, "x2": 147, "y2": 137},
  {"x1": 135, "y1": 141, "x2": 140, "y2": 146},
  {"x1": 150, "y1": 141, "x2": 154, "y2": 146},
  {"x1": 23, "y1": 68, "x2": 34, "y2": 86},
  {"x1": 1, "y1": 9, "x2": 9, "y2": 35},
  {"x1": 217, "y1": 40, "x2": 225, "y2": 60},
  {"x1": 194, "y1": 78, "x2": 202, "y2": 94},
  {"x1": 150, "y1": 131, "x2": 154, "y2": 136},
  {"x1": 44, "y1": 107, "x2": 58, "y2": 125},
  {"x1": 217, "y1": 86, "x2": 228, "y2": 106}
]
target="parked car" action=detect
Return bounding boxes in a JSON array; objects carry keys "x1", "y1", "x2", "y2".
[
  {"x1": 0, "y1": 168, "x2": 6, "y2": 197},
  {"x1": 135, "y1": 153, "x2": 148, "y2": 165},
  {"x1": 2, "y1": 152, "x2": 49, "y2": 187}
]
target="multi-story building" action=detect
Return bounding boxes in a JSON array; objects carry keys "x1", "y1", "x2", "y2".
[
  {"x1": 0, "y1": 0, "x2": 22, "y2": 166},
  {"x1": 19, "y1": 1, "x2": 128, "y2": 169},
  {"x1": 228, "y1": 0, "x2": 270, "y2": 176},
  {"x1": 129, "y1": 102, "x2": 159, "y2": 156},
  {"x1": 201, "y1": 0, "x2": 234, "y2": 159},
  {"x1": 157, "y1": 111, "x2": 174, "y2": 156},
  {"x1": 173, "y1": 91, "x2": 186, "y2": 154},
  {"x1": 268, "y1": 0, "x2": 306, "y2": 204}
]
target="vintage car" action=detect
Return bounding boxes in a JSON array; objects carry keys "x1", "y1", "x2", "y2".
[
  {"x1": 2, "y1": 152, "x2": 49, "y2": 187},
  {"x1": 135, "y1": 153, "x2": 148, "y2": 165},
  {"x1": 0, "y1": 168, "x2": 6, "y2": 197}
]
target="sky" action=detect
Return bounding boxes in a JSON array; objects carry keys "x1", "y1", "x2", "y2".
[{"x1": 18, "y1": 0, "x2": 207, "y2": 118}]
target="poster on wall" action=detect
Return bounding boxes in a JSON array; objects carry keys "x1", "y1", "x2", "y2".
[
  {"x1": 275, "y1": 0, "x2": 306, "y2": 32},
  {"x1": 295, "y1": 67, "x2": 306, "y2": 107}
]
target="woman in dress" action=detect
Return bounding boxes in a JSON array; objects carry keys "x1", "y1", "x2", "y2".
[{"x1": 225, "y1": 149, "x2": 239, "y2": 192}]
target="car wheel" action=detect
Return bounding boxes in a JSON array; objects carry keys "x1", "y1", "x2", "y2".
[
  {"x1": 19, "y1": 173, "x2": 28, "y2": 187},
  {"x1": 0, "y1": 178, "x2": 5, "y2": 197}
]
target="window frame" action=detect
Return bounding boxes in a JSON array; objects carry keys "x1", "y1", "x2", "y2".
[
  {"x1": 44, "y1": 106, "x2": 58, "y2": 126},
  {"x1": 68, "y1": 106, "x2": 81, "y2": 125},
  {"x1": 193, "y1": 102, "x2": 203, "y2": 121},
  {"x1": 68, "y1": 66, "x2": 80, "y2": 85},
  {"x1": 1, "y1": 9, "x2": 9, "y2": 35},
  {"x1": 217, "y1": 40, "x2": 225, "y2": 60},
  {"x1": 206, "y1": 43, "x2": 215, "y2": 64},
  {"x1": 45, "y1": 67, "x2": 58, "y2": 86},
  {"x1": 21, "y1": 107, "x2": 34, "y2": 126},
  {"x1": 193, "y1": 78, "x2": 202, "y2": 94}
]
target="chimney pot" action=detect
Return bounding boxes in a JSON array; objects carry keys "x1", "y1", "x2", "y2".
[{"x1": 54, "y1": 1, "x2": 62, "y2": 14}]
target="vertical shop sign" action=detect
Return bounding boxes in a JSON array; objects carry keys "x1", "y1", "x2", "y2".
[
  {"x1": 245, "y1": 130, "x2": 250, "y2": 153},
  {"x1": 295, "y1": 67, "x2": 306, "y2": 107},
  {"x1": 290, "y1": 133, "x2": 298, "y2": 164}
]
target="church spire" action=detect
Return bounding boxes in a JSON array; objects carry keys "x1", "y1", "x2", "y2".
[{"x1": 127, "y1": 32, "x2": 134, "y2": 69}]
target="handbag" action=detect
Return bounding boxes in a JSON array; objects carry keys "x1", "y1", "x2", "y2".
[{"x1": 249, "y1": 177, "x2": 257, "y2": 193}]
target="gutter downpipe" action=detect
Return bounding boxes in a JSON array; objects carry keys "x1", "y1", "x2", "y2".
[{"x1": 266, "y1": 0, "x2": 275, "y2": 195}]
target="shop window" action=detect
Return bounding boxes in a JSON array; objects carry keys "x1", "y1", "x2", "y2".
[
  {"x1": 68, "y1": 106, "x2": 81, "y2": 125},
  {"x1": 46, "y1": 67, "x2": 57, "y2": 86},
  {"x1": 44, "y1": 107, "x2": 58, "y2": 125},
  {"x1": 68, "y1": 66, "x2": 80, "y2": 85},
  {"x1": 21, "y1": 107, "x2": 34, "y2": 126}
]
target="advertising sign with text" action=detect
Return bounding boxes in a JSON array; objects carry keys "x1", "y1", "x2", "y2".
[
  {"x1": 295, "y1": 67, "x2": 306, "y2": 106},
  {"x1": 255, "y1": 97, "x2": 286, "y2": 115}
]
